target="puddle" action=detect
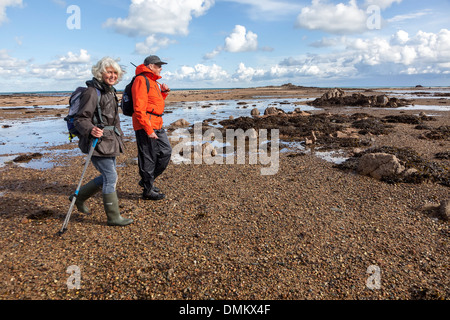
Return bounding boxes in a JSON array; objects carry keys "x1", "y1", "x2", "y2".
[
  {"x1": 0, "y1": 154, "x2": 54, "y2": 170},
  {"x1": 382, "y1": 89, "x2": 450, "y2": 95},
  {"x1": 0, "y1": 149, "x2": 83, "y2": 169},
  {"x1": 312, "y1": 150, "x2": 349, "y2": 165},
  {"x1": 0, "y1": 105, "x2": 68, "y2": 110},
  {"x1": 380, "y1": 89, "x2": 450, "y2": 101},
  {"x1": 0, "y1": 117, "x2": 73, "y2": 154},
  {"x1": 280, "y1": 141, "x2": 349, "y2": 165},
  {"x1": 395, "y1": 105, "x2": 450, "y2": 111},
  {"x1": 339, "y1": 105, "x2": 450, "y2": 112},
  {"x1": 163, "y1": 97, "x2": 318, "y2": 127}
]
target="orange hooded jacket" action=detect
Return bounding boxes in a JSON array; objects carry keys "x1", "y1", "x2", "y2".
[{"x1": 131, "y1": 64, "x2": 169, "y2": 136}]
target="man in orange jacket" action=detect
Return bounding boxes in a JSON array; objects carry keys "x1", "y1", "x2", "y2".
[{"x1": 132, "y1": 55, "x2": 172, "y2": 200}]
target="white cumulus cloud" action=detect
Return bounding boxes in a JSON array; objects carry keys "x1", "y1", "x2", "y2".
[
  {"x1": 0, "y1": 49, "x2": 27, "y2": 77},
  {"x1": 29, "y1": 49, "x2": 93, "y2": 80},
  {"x1": 226, "y1": 29, "x2": 450, "y2": 85},
  {"x1": 0, "y1": 0, "x2": 22, "y2": 26},
  {"x1": 135, "y1": 35, "x2": 176, "y2": 55},
  {"x1": 295, "y1": 0, "x2": 404, "y2": 34},
  {"x1": 103, "y1": 0, "x2": 214, "y2": 36},
  {"x1": 346, "y1": 29, "x2": 450, "y2": 68},
  {"x1": 296, "y1": 0, "x2": 368, "y2": 34},
  {"x1": 224, "y1": 25, "x2": 258, "y2": 53},
  {"x1": 165, "y1": 63, "x2": 229, "y2": 83},
  {"x1": 234, "y1": 62, "x2": 266, "y2": 81},
  {"x1": 205, "y1": 25, "x2": 259, "y2": 59}
]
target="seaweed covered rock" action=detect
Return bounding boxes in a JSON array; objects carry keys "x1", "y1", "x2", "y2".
[
  {"x1": 336, "y1": 146, "x2": 450, "y2": 187},
  {"x1": 419, "y1": 126, "x2": 450, "y2": 141},
  {"x1": 308, "y1": 89, "x2": 410, "y2": 108},
  {"x1": 13, "y1": 153, "x2": 43, "y2": 163},
  {"x1": 352, "y1": 118, "x2": 393, "y2": 135}
]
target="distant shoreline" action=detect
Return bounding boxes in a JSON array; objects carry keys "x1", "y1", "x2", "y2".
[
  {"x1": 1, "y1": 84, "x2": 450, "y2": 96},
  {"x1": 1, "y1": 85, "x2": 450, "y2": 110}
]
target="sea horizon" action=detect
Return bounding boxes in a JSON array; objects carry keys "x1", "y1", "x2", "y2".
[{"x1": 2, "y1": 84, "x2": 450, "y2": 96}]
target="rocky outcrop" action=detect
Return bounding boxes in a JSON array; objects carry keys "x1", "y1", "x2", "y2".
[
  {"x1": 439, "y1": 200, "x2": 450, "y2": 221},
  {"x1": 251, "y1": 108, "x2": 260, "y2": 116},
  {"x1": 171, "y1": 119, "x2": 190, "y2": 127},
  {"x1": 308, "y1": 89, "x2": 410, "y2": 108},
  {"x1": 420, "y1": 199, "x2": 450, "y2": 221},
  {"x1": 357, "y1": 153, "x2": 405, "y2": 180},
  {"x1": 264, "y1": 107, "x2": 286, "y2": 116},
  {"x1": 293, "y1": 108, "x2": 312, "y2": 116},
  {"x1": 337, "y1": 146, "x2": 449, "y2": 187}
]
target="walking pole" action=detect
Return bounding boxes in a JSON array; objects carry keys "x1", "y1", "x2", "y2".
[{"x1": 58, "y1": 138, "x2": 99, "y2": 236}]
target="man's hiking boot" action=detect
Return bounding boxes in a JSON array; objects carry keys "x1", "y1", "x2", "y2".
[
  {"x1": 69, "y1": 179, "x2": 101, "y2": 214},
  {"x1": 143, "y1": 189, "x2": 165, "y2": 201},
  {"x1": 138, "y1": 179, "x2": 160, "y2": 193},
  {"x1": 103, "y1": 192, "x2": 133, "y2": 226}
]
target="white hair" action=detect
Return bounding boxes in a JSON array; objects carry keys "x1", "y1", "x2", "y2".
[{"x1": 91, "y1": 57, "x2": 125, "y2": 84}]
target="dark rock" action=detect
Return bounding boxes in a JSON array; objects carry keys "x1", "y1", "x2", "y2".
[
  {"x1": 419, "y1": 126, "x2": 450, "y2": 140},
  {"x1": 308, "y1": 89, "x2": 410, "y2": 108},
  {"x1": 435, "y1": 151, "x2": 450, "y2": 160},
  {"x1": 13, "y1": 153, "x2": 43, "y2": 163},
  {"x1": 336, "y1": 146, "x2": 450, "y2": 187},
  {"x1": 264, "y1": 107, "x2": 285, "y2": 115}
]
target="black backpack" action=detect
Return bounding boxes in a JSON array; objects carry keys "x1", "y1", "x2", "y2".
[
  {"x1": 65, "y1": 87, "x2": 102, "y2": 141},
  {"x1": 120, "y1": 74, "x2": 150, "y2": 116}
]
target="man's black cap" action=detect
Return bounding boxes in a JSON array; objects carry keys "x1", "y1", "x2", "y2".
[{"x1": 144, "y1": 55, "x2": 167, "y2": 66}]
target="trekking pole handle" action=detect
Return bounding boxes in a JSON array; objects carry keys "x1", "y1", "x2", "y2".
[{"x1": 92, "y1": 138, "x2": 99, "y2": 148}]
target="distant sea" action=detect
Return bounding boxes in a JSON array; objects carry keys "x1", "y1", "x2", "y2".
[{"x1": 1, "y1": 85, "x2": 450, "y2": 96}]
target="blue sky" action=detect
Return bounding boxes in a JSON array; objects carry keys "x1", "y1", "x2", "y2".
[{"x1": 0, "y1": 0, "x2": 449, "y2": 92}]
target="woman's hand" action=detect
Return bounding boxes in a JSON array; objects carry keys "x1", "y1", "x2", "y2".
[{"x1": 91, "y1": 126, "x2": 104, "y2": 138}]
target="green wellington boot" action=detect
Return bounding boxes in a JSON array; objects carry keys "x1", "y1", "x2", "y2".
[
  {"x1": 69, "y1": 179, "x2": 102, "y2": 214},
  {"x1": 103, "y1": 192, "x2": 133, "y2": 226}
]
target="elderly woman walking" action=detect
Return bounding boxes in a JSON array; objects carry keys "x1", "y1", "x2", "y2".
[{"x1": 72, "y1": 57, "x2": 133, "y2": 226}]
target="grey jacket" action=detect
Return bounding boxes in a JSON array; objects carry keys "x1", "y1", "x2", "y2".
[{"x1": 74, "y1": 78, "x2": 124, "y2": 157}]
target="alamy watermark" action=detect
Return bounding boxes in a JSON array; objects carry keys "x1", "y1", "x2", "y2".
[
  {"x1": 64, "y1": 263, "x2": 382, "y2": 292},
  {"x1": 66, "y1": 4, "x2": 381, "y2": 31},
  {"x1": 367, "y1": 5, "x2": 381, "y2": 30},
  {"x1": 66, "y1": 265, "x2": 81, "y2": 290},
  {"x1": 366, "y1": 265, "x2": 381, "y2": 290},
  {"x1": 170, "y1": 122, "x2": 280, "y2": 176},
  {"x1": 66, "y1": 5, "x2": 81, "y2": 30}
]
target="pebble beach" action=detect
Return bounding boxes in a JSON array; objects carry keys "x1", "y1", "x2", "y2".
[{"x1": 0, "y1": 85, "x2": 448, "y2": 301}]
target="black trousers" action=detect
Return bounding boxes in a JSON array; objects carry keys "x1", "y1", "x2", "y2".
[{"x1": 135, "y1": 129, "x2": 172, "y2": 193}]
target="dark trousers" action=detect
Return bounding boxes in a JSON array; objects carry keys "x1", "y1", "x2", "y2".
[{"x1": 135, "y1": 129, "x2": 172, "y2": 193}]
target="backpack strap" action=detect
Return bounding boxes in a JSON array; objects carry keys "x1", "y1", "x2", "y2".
[
  {"x1": 93, "y1": 89, "x2": 103, "y2": 126},
  {"x1": 137, "y1": 74, "x2": 150, "y2": 93}
]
